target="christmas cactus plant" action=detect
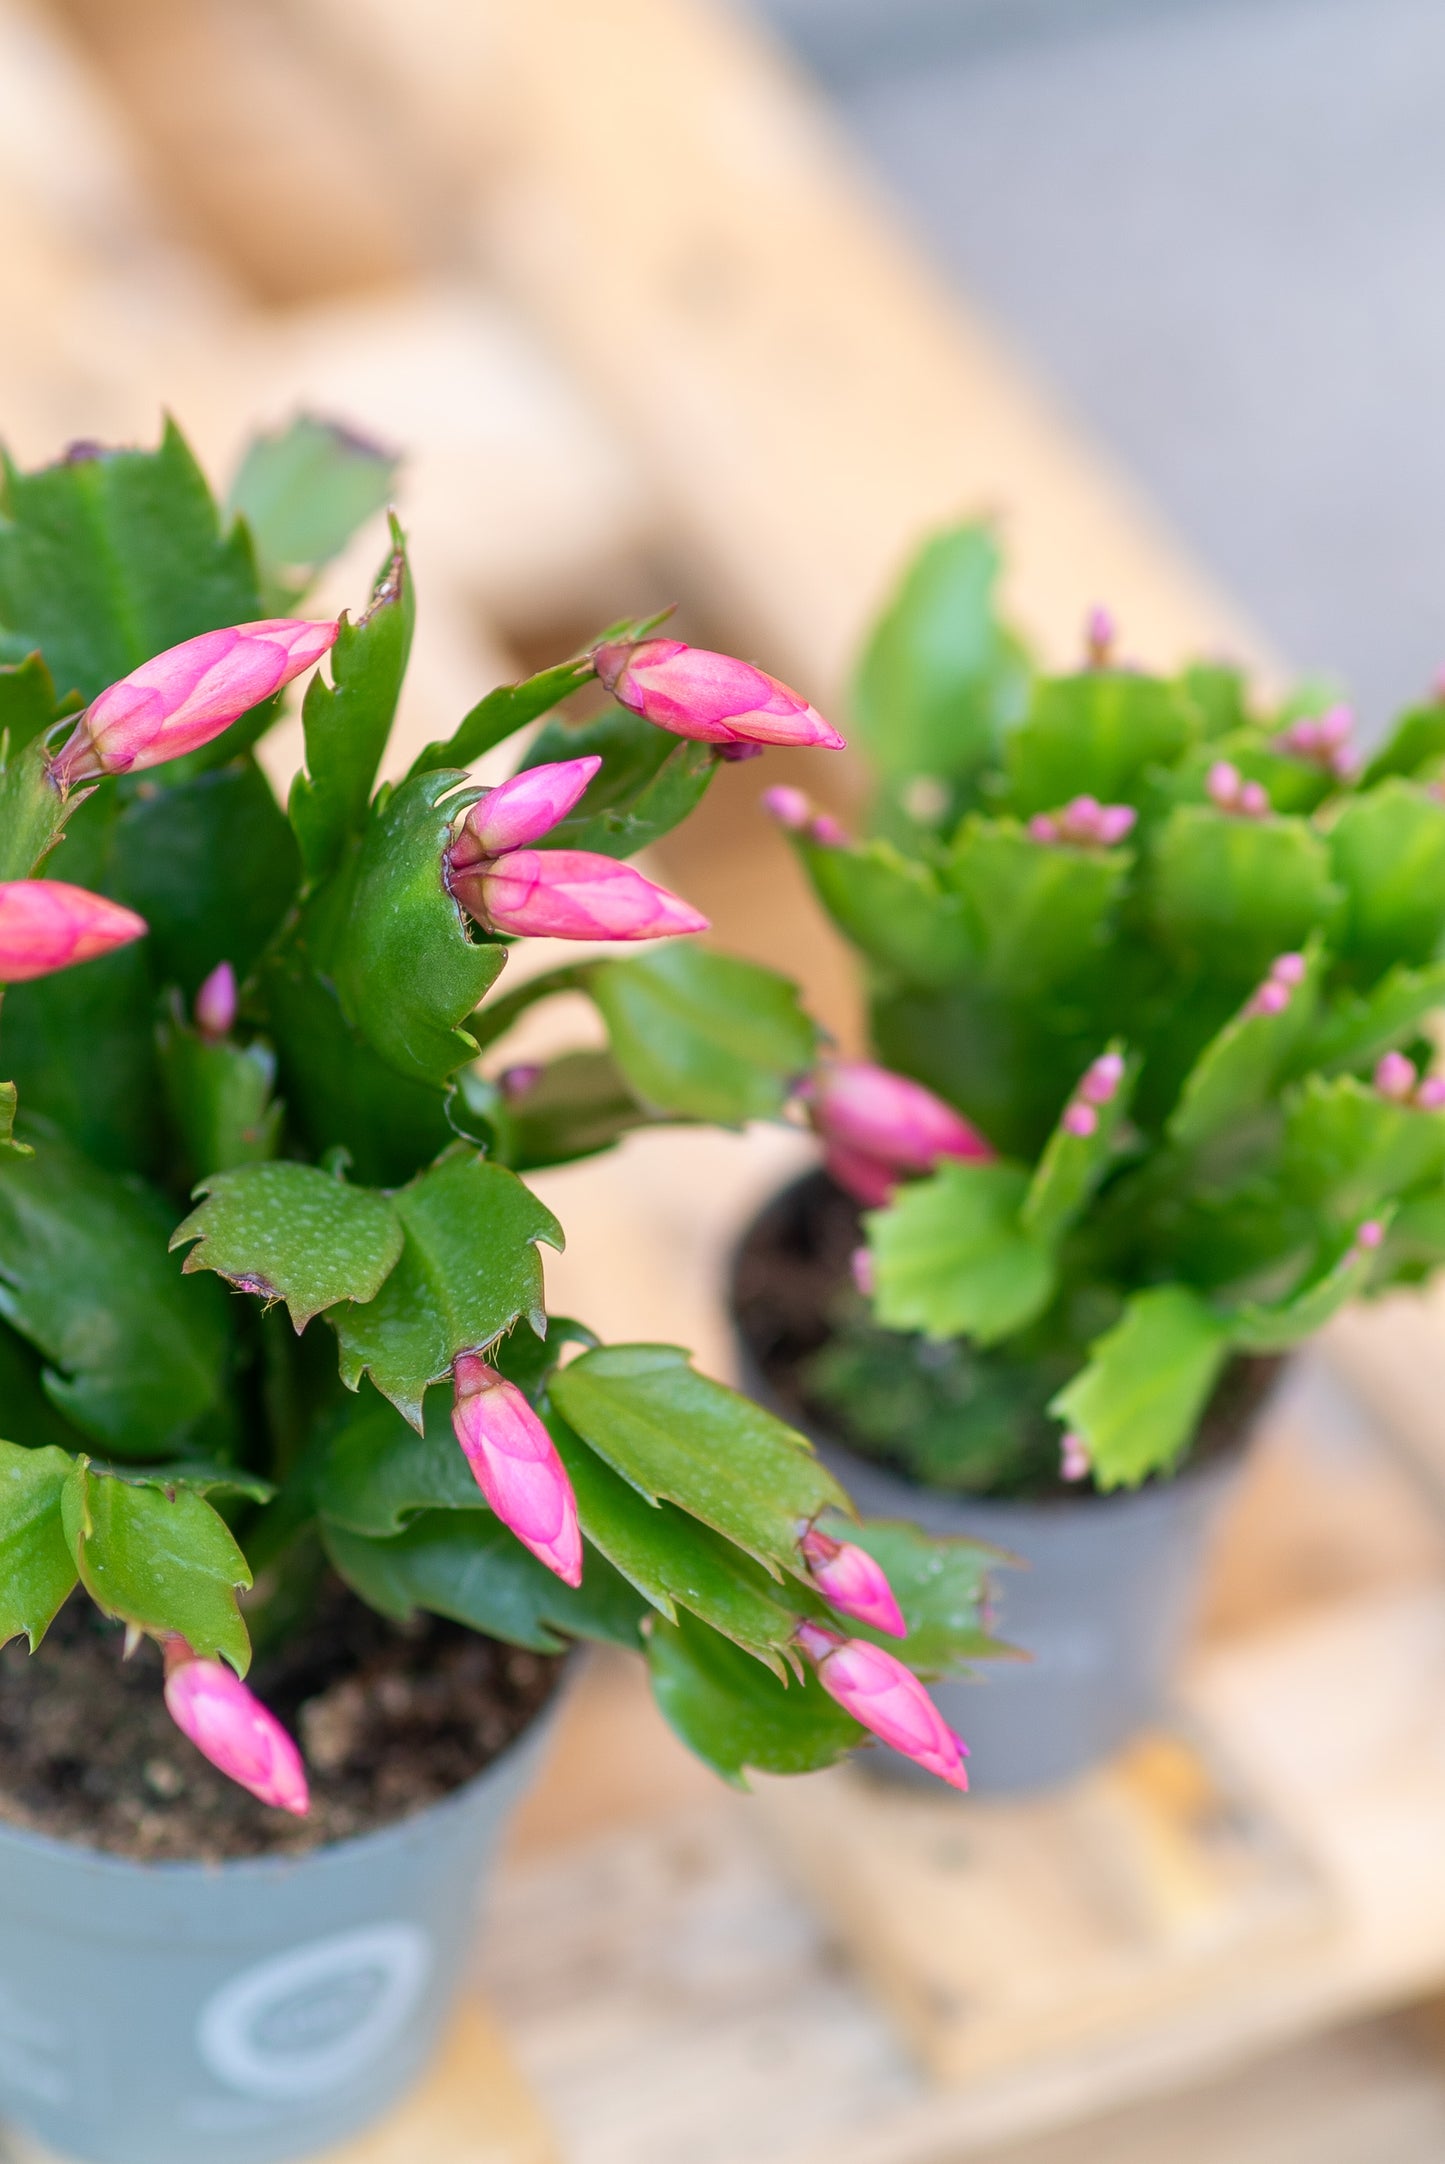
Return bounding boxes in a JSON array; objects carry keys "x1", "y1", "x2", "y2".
[
  {"x1": 768, "y1": 522, "x2": 1445, "y2": 1495},
  {"x1": 0, "y1": 424, "x2": 997, "y2": 1813}
]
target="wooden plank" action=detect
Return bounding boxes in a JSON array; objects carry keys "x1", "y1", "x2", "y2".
[{"x1": 8, "y1": 2000, "x2": 556, "y2": 2164}]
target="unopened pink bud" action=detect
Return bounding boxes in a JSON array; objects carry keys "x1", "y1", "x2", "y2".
[
  {"x1": 1356, "y1": 1219, "x2": 1385, "y2": 1251},
  {"x1": 0, "y1": 880, "x2": 147, "y2": 983},
  {"x1": 1239, "y1": 780, "x2": 1270, "y2": 817},
  {"x1": 454, "y1": 757, "x2": 602, "y2": 865},
  {"x1": 811, "y1": 1062, "x2": 993, "y2": 1176},
  {"x1": 498, "y1": 1062, "x2": 545, "y2": 1101},
  {"x1": 194, "y1": 960, "x2": 237, "y2": 1039},
  {"x1": 1028, "y1": 813, "x2": 1061, "y2": 843},
  {"x1": 850, "y1": 1245, "x2": 876, "y2": 1297},
  {"x1": 593, "y1": 637, "x2": 845, "y2": 751},
  {"x1": 825, "y1": 1143, "x2": 899, "y2": 1209},
  {"x1": 454, "y1": 849, "x2": 708, "y2": 942},
  {"x1": 1078, "y1": 1052, "x2": 1125, "y2": 1106},
  {"x1": 809, "y1": 814, "x2": 851, "y2": 848},
  {"x1": 797, "y1": 1621, "x2": 967, "y2": 1789},
  {"x1": 163, "y1": 1647, "x2": 309, "y2": 1815},
  {"x1": 452, "y1": 1355, "x2": 582, "y2": 1585},
  {"x1": 50, "y1": 619, "x2": 338, "y2": 784},
  {"x1": 1062, "y1": 1102, "x2": 1098, "y2": 1138},
  {"x1": 1417, "y1": 1076, "x2": 1445, "y2": 1110},
  {"x1": 1375, "y1": 1050, "x2": 1417, "y2": 1101},
  {"x1": 762, "y1": 785, "x2": 813, "y2": 831},
  {"x1": 1085, "y1": 604, "x2": 1116, "y2": 667},
  {"x1": 1247, "y1": 979, "x2": 1291, "y2": 1018},
  {"x1": 1317, "y1": 704, "x2": 1354, "y2": 748},
  {"x1": 1207, "y1": 760, "x2": 1242, "y2": 809},
  {"x1": 1270, "y1": 952, "x2": 1307, "y2": 986},
  {"x1": 1060, "y1": 1430, "x2": 1091, "y2": 1482},
  {"x1": 799, "y1": 1528, "x2": 906, "y2": 1638},
  {"x1": 1094, "y1": 804, "x2": 1139, "y2": 845}
]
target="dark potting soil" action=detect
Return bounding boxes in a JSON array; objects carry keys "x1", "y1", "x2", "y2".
[
  {"x1": 0, "y1": 1577, "x2": 561, "y2": 1863},
  {"x1": 732, "y1": 1168, "x2": 1280, "y2": 1500}
]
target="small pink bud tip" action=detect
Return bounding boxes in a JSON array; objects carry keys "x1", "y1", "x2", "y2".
[
  {"x1": 1417, "y1": 1076, "x2": 1445, "y2": 1110},
  {"x1": 796, "y1": 1622, "x2": 967, "y2": 1788},
  {"x1": 1207, "y1": 760, "x2": 1242, "y2": 809},
  {"x1": 454, "y1": 849, "x2": 709, "y2": 942},
  {"x1": 0, "y1": 880, "x2": 147, "y2": 983},
  {"x1": 1375, "y1": 1050, "x2": 1418, "y2": 1101},
  {"x1": 799, "y1": 1528, "x2": 907, "y2": 1637},
  {"x1": 1356, "y1": 1219, "x2": 1386, "y2": 1251},
  {"x1": 194, "y1": 960, "x2": 237, "y2": 1039},
  {"x1": 1031, "y1": 798, "x2": 1137, "y2": 849},
  {"x1": 1094, "y1": 804, "x2": 1139, "y2": 845},
  {"x1": 1270, "y1": 952, "x2": 1307, "y2": 986},
  {"x1": 811, "y1": 1062, "x2": 993, "y2": 1177},
  {"x1": 451, "y1": 1355, "x2": 583, "y2": 1585},
  {"x1": 825, "y1": 1143, "x2": 899, "y2": 1209},
  {"x1": 50, "y1": 619, "x2": 338, "y2": 784},
  {"x1": 498, "y1": 1062, "x2": 545, "y2": 1101},
  {"x1": 1240, "y1": 781, "x2": 1269, "y2": 816},
  {"x1": 1028, "y1": 813, "x2": 1060, "y2": 843},
  {"x1": 454, "y1": 757, "x2": 603, "y2": 864},
  {"x1": 1062, "y1": 1102, "x2": 1098, "y2": 1138},
  {"x1": 850, "y1": 1244, "x2": 876, "y2": 1297},
  {"x1": 762, "y1": 785, "x2": 813, "y2": 831},
  {"x1": 592, "y1": 637, "x2": 845, "y2": 751},
  {"x1": 1085, "y1": 604, "x2": 1116, "y2": 667},
  {"x1": 1246, "y1": 978, "x2": 1291, "y2": 1019},
  {"x1": 809, "y1": 814, "x2": 850, "y2": 847},
  {"x1": 162, "y1": 1648, "x2": 309, "y2": 1815},
  {"x1": 1079, "y1": 1052, "x2": 1125, "y2": 1106},
  {"x1": 1060, "y1": 1430, "x2": 1091, "y2": 1483}
]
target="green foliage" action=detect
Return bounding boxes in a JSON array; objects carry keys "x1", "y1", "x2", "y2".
[
  {"x1": 227, "y1": 414, "x2": 398, "y2": 584},
  {"x1": 0, "y1": 1440, "x2": 78, "y2": 1648},
  {"x1": 584, "y1": 944, "x2": 818, "y2": 1124},
  {"x1": 819, "y1": 519, "x2": 1445, "y2": 1496},
  {"x1": 520, "y1": 703, "x2": 718, "y2": 858},
  {"x1": 61, "y1": 1456, "x2": 252, "y2": 1670},
  {"x1": 646, "y1": 1610, "x2": 862, "y2": 1784},
  {"x1": 173, "y1": 1162, "x2": 404, "y2": 1328}
]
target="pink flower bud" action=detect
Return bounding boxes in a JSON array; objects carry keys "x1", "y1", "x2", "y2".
[
  {"x1": 809, "y1": 814, "x2": 850, "y2": 848},
  {"x1": 761, "y1": 785, "x2": 813, "y2": 831},
  {"x1": 1246, "y1": 978, "x2": 1290, "y2": 1019},
  {"x1": 850, "y1": 1244, "x2": 876, "y2": 1296},
  {"x1": 593, "y1": 637, "x2": 845, "y2": 751},
  {"x1": 1085, "y1": 604, "x2": 1116, "y2": 668},
  {"x1": 1207, "y1": 760, "x2": 1243, "y2": 810},
  {"x1": 799, "y1": 1528, "x2": 906, "y2": 1637},
  {"x1": 1375, "y1": 1050, "x2": 1418, "y2": 1101},
  {"x1": 453, "y1": 849, "x2": 709, "y2": 942},
  {"x1": 1062, "y1": 1101, "x2": 1098, "y2": 1138},
  {"x1": 1032, "y1": 798, "x2": 1136, "y2": 848},
  {"x1": 1060, "y1": 1430, "x2": 1091, "y2": 1482},
  {"x1": 1317, "y1": 704, "x2": 1353, "y2": 749},
  {"x1": 1094, "y1": 804, "x2": 1139, "y2": 845},
  {"x1": 810, "y1": 1062, "x2": 993, "y2": 1177},
  {"x1": 1417, "y1": 1076, "x2": 1445, "y2": 1110},
  {"x1": 498, "y1": 1062, "x2": 545, "y2": 1101},
  {"x1": 1028, "y1": 813, "x2": 1061, "y2": 843},
  {"x1": 0, "y1": 879, "x2": 147, "y2": 983},
  {"x1": 796, "y1": 1621, "x2": 967, "y2": 1789},
  {"x1": 1078, "y1": 1052, "x2": 1125, "y2": 1106},
  {"x1": 1356, "y1": 1219, "x2": 1385, "y2": 1251},
  {"x1": 451, "y1": 1355, "x2": 583, "y2": 1585},
  {"x1": 1239, "y1": 780, "x2": 1270, "y2": 817},
  {"x1": 50, "y1": 619, "x2": 338, "y2": 784},
  {"x1": 1270, "y1": 952, "x2": 1307, "y2": 987},
  {"x1": 163, "y1": 1646, "x2": 309, "y2": 1815},
  {"x1": 453, "y1": 757, "x2": 602, "y2": 864},
  {"x1": 825, "y1": 1143, "x2": 899, "y2": 1209},
  {"x1": 194, "y1": 960, "x2": 237, "y2": 1039}
]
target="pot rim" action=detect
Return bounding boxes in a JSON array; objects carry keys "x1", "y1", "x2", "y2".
[{"x1": 0, "y1": 1652, "x2": 569, "y2": 1885}]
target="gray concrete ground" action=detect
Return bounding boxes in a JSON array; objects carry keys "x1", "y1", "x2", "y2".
[{"x1": 749, "y1": 0, "x2": 1445, "y2": 728}]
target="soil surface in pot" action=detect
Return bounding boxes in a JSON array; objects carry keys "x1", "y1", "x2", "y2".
[
  {"x1": 0, "y1": 1577, "x2": 561, "y2": 1863},
  {"x1": 733, "y1": 1169, "x2": 1279, "y2": 1500}
]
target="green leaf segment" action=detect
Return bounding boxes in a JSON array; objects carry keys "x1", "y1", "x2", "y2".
[{"x1": 0, "y1": 426, "x2": 997, "y2": 1796}]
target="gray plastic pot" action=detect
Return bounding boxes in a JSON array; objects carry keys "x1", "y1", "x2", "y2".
[{"x1": 0, "y1": 1703, "x2": 558, "y2": 2164}]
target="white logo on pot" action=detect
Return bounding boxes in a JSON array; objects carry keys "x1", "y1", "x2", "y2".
[{"x1": 197, "y1": 1924, "x2": 432, "y2": 2100}]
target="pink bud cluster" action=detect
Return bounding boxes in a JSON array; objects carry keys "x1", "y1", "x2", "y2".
[
  {"x1": 194, "y1": 960, "x2": 238, "y2": 1039},
  {"x1": 806, "y1": 1061, "x2": 993, "y2": 1208},
  {"x1": 1060, "y1": 1430, "x2": 1092, "y2": 1483},
  {"x1": 1207, "y1": 761, "x2": 1270, "y2": 818},
  {"x1": 1373, "y1": 1051, "x2": 1445, "y2": 1110},
  {"x1": 1275, "y1": 704, "x2": 1356, "y2": 779},
  {"x1": 451, "y1": 1355, "x2": 582, "y2": 1586},
  {"x1": 50, "y1": 619, "x2": 338, "y2": 786},
  {"x1": 1355, "y1": 1219, "x2": 1386, "y2": 1251},
  {"x1": 1028, "y1": 796, "x2": 1137, "y2": 848},
  {"x1": 1084, "y1": 605, "x2": 1117, "y2": 669},
  {"x1": 796, "y1": 1621, "x2": 967, "y2": 1789},
  {"x1": 447, "y1": 757, "x2": 708, "y2": 943},
  {"x1": 1059, "y1": 1052, "x2": 1125, "y2": 1140},
  {"x1": 163, "y1": 1643, "x2": 309, "y2": 1814},
  {"x1": 798, "y1": 1527, "x2": 906, "y2": 1637},
  {"x1": 0, "y1": 880, "x2": 147, "y2": 983},
  {"x1": 593, "y1": 637, "x2": 845, "y2": 752},
  {"x1": 1244, "y1": 951, "x2": 1308, "y2": 1019},
  {"x1": 761, "y1": 785, "x2": 849, "y2": 848}
]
